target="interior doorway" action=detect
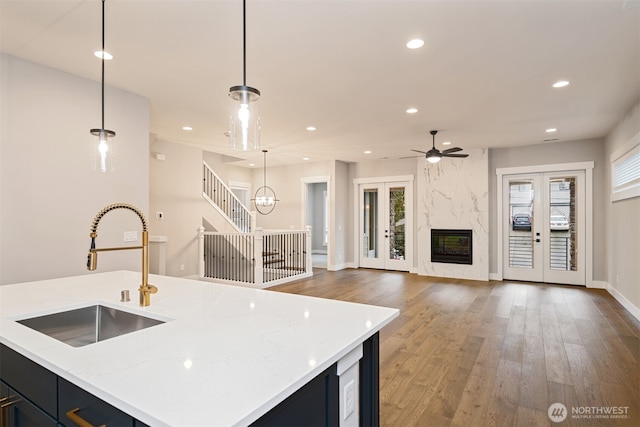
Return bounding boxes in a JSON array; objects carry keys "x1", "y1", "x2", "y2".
[{"x1": 302, "y1": 176, "x2": 331, "y2": 269}]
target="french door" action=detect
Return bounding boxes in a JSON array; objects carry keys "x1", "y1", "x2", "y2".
[
  {"x1": 502, "y1": 171, "x2": 585, "y2": 285},
  {"x1": 359, "y1": 182, "x2": 411, "y2": 271}
]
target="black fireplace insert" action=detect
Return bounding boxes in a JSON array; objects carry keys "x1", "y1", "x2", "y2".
[{"x1": 431, "y1": 229, "x2": 472, "y2": 265}]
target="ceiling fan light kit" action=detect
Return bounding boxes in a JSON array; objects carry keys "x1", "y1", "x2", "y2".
[{"x1": 410, "y1": 130, "x2": 469, "y2": 164}]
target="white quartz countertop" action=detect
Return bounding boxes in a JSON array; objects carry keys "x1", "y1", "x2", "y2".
[{"x1": 0, "y1": 271, "x2": 398, "y2": 426}]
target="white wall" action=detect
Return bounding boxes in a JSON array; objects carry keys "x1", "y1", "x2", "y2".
[
  {"x1": 416, "y1": 149, "x2": 490, "y2": 281},
  {"x1": 0, "y1": 54, "x2": 149, "y2": 285},
  {"x1": 149, "y1": 139, "x2": 232, "y2": 277},
  {"x1": 604, "y1": 100, "x2": 640, "y2": 315}
]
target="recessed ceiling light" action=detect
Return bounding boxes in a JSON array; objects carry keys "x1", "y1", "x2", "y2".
[
  {"x1": 552, "y1": 80, "x2": 570, "y2": 88},
  {"x1": 306, "y1": 126, "x2": 316, "y2": 131},
  {"x1": 406, "y1": 39, "x2": 424, "y2": 49},
  {"x1": 364, "y1": 150, "x2": 372, "y2": 154},
  {"x1": 442, "y1": 141, "x2": 451, "y2": 146},
  {"x1": 546, "y1": 128, "x2": 557, "y2": 133},
  {"x1": 182, "y1": 126, "x2": 193, "y2": 131},
  {"x1": 249, "y1": 163, "x2": 255, "y2": 167},
  {"x1": 406, "y1": 108, "x2": 418, "y2": 114},
  {"x1": 303, "y1": 157, "x2": 310, "y2": 161},
  {"x1": 94, "y1": 50, "x2": 113, "y2": 60}
]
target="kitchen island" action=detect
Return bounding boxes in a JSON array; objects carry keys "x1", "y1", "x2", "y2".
[{"x1": 0, "y1": 271, "x2": 398, "y2": 426}]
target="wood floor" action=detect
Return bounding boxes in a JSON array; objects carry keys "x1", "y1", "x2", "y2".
[{"x1": 270, "y1": 269, "x2": 640, "y2": 427}]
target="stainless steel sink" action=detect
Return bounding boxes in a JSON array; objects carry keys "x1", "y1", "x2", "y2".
[{"x1": 17, "y1": 304, "x2": 166, "y2": 347}]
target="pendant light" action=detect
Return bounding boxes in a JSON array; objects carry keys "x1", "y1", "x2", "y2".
[
  {"x1": 229, "y1": 0, "x2": 261, "y2": 151},
  {"x1": 252, "y1": 150, "x2": 278, "y2": 215},
  {"x1": 90, "y1": 0, "x2": 115, "y2": 172}
]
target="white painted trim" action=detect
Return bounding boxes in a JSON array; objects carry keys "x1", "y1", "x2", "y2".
[
  {"x1": 352, "y1": 178, "x2": 414, "y2": 272},
  {"x1": 329, "y1": 262, "x2": 352, "y2": 271},
  {"x1": 149, "y1": 235, "x2": 168, "y2": 243},
  {"x1": 607, "y1": 283, "x2": 640, "y2": 322},
  {"x1": 301, "y1": 175, "x2": 332, "y2": 184},
  {"x1": 228, "y1": 180, "x2": 251, "y2": 190},
  {"x1": 610, "y1": 131, "x2": 640, "y2": 202},
  {"x1": 353, "y1": 175, "x2": 414, "y2": 185},
  {"x1": 496, "y1": 161, "x2": 594, "y2": 286},
  {"x1": 588, "y1": 280, "x2": 607, "y2": 289},
  {"x1": 301, "y1": 175, "x2": 332, "y2": 272},
  {"x1": 496, "y1": 161, "x2": 594, "y2": 176},
  {"x1": 489, "y1": 273, "x2": 501, "y2": 281}
]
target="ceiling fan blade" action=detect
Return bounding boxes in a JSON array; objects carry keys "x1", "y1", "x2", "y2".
[
  {"x1": 442, "y1": 153, "x2": 469, "y2": 158},
  {"x1": 399, "y1": 155, "x2": 422, "y2": 159},
  {"x1": 410, "y1": 149, "x2": 428, "y2": 154},
  {"x1": 442, "y1": 147, "x2": 463, "y2": 154}
]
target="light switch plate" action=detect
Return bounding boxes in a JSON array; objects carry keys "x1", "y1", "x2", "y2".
[
  {"x1": 344, "y1": 379, "x2": 355, "y2": 419},
  {"x1": 124, "y1": 231, "x2": 137, "y2": 242}
]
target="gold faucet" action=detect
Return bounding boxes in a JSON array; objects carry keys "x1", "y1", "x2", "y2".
[{"x1": 87, "y1": 203, "x2": 158, "y2": 306}]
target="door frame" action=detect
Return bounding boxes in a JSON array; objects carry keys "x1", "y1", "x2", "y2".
[
  {"x1": 353, "y1": 175, "x2": 414, "y2": 271},
  {"x1": 301, "y1": 175, "x2": 331, "y2": 268},
  {"x1": 496, "y1": 162, "x2": 594, "y2": 286}
]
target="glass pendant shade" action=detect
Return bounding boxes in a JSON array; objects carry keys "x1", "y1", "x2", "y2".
[
  {"x1": 91, "y1": 0, "x2": 115, "y2": 172},
  {"x1": 91, "y1": 128, "x2": 116, "y2": 172},
  {"x1": 229, "y1": 85, "x2": 260, "y2": 151}
]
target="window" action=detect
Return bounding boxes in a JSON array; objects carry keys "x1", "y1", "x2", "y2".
[{"x1": 611, "y1": 132, "x2": 640, "y2": 202}]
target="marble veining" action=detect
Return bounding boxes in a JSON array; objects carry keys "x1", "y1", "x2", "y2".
[
  {"x1": 0, "y1": 271, "x2": 398, "y2": 426},
  {"x1": 417, "y1": 148, "x2": 489, "y2": 281}
]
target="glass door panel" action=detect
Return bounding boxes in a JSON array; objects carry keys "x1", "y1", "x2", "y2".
[
  {"x1": 503, "y1": 175, "x2": 542, "y2": 282},
  {"x1": 388, "y1": 187, "x2": 406, "y2": 261},
  {"x1": 359, "y1": 182, "x2": 411, "y2": 271},
  {"x1": 543, "y1": 172, "x2": 585, "y2": 285},
  {"x1": 503, "y1": 171, "x2": 585, "y2": 285},
  {"x1": 362, "y1": 188, "x2": 379, "y2": 260}
]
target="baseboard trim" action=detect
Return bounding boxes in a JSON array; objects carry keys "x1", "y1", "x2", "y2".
[
  {"x1": 607, "y1": 283, "x2": 640, "y2": 322},
  {"x1": 588, "y1": 280, "x2": 607, "y2": 289},
  {"x1": 489, "y1": 273, "x2": 502, "y2": 281},
  {"x1": 328, "y1": 262, "x2": 351, "y2": 271}
]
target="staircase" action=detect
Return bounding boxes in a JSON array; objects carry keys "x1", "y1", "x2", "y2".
[{"x1": 199, "y1": 161, "x2": 312, "y2": 288}]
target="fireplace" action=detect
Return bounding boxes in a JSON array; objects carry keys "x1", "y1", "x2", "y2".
[{"x1": 431, "y1": 229, "x2": 472, "y2": 265}]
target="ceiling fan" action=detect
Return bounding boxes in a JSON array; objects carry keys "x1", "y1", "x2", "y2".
[{"x1": 410, "y1": 130, "x2": 469, "y2": 163}]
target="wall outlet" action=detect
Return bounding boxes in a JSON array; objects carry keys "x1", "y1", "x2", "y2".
[
  {"x1": 124, "y1": 231, "x2": 137, "y2": 242},
  {"x1": 156, "y1": 211, "x2": 164, "y2": 220},
  {"x1": 179, "y1": 264, "x2": 185, "y2": 271},
  {"x1": 344, "y1": 379, "x2": 355, "y2": 419}
]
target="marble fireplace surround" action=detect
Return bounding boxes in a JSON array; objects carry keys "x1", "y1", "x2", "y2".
[{"x1": 417, "y1": 148, "x2": 489, "y2": 281}]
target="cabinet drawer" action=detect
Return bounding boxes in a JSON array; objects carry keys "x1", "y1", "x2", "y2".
[
  {"x1": 58, "y1": 378, "x2": 133, "y2": 427},
  {"x1": 1, "y1": 381, "x2": 58, "y2": 427},
  {"x1": 0, "y1": 344, "x2": 57, "y2": 418}
]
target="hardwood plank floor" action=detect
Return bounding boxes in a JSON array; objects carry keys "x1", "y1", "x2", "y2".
[{"x1": 270, "y1": 269, "x2": 640, "y2": 427}]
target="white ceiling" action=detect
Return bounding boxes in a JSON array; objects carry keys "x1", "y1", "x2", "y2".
[{"x1": 1, "y1": 0, "x2": 639, "y2": 167}]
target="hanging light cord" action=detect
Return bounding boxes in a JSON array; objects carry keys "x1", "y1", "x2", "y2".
[
  {"x1": 242, "y1": 0, "x2": 247, "y2": 86},
  {"x1": 263, "y1": 150, "x2": 267, "y2": 196},
  {"x1": 100, "y1": 0, "x2": 106, "y2": 131}
]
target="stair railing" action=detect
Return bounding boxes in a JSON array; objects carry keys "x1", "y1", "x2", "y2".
[
  {"x1": 202, "y1": 161, "x2": 255, "y2": 232},
  {"x1": 198, "y1": 226, "x2": 313, "y2": 288}
]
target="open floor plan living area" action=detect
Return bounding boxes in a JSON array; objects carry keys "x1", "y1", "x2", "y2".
[{"x1": 1, "y1": 1, "x2": 638, "y2": 426}]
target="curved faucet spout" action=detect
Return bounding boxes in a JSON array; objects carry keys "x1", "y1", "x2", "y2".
[
  {"x1": 86, "y1": 203, "x2": 157, "y2": 306},
  {"x1": 90, "y1": 203, "x2": 148, "y2": 233}
]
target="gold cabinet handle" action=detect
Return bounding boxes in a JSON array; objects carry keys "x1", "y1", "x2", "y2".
[
  {"x1": 66, "y1": 408, "x2": 106, "y2": 427},
  {"x1": 0, "y1": 396, "x2": 21, "y2": 427}
]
